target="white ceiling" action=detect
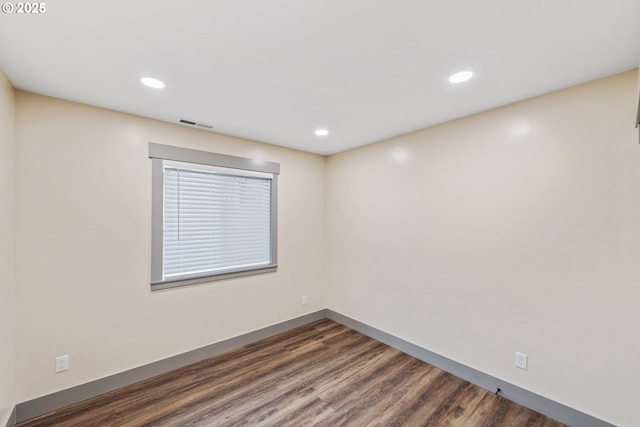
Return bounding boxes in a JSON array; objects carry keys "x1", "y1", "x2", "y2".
[{"x1": 1, "y1": 0, "x2": 639, "y2": 155}]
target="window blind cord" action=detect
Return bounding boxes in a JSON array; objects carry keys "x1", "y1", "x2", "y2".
[{"x1": 177, "y1": 168, "x2": 181, "y2": 241}]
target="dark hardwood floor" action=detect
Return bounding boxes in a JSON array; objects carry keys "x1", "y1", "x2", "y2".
[{"x1": 17, "y1": 319, "x2": 566, "y2": 426}]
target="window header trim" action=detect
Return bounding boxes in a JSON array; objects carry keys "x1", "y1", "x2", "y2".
[{"x1": 148, "y1": 142, "x2": 280, "y2": 175}]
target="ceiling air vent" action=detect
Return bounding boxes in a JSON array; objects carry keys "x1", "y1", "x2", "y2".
[{"x1": 177, "y1": 118, "x2": 214, "y2": 130}]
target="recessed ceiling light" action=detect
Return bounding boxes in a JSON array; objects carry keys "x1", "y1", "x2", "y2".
[
  {"x1": 315, "y1": 129, "x2": 329, "y2": 136},
  {"x1": 449, "y1": 70, "x2": 473, "y2": 84},
  {"x1": 140, "y1": 77, "x2": 165, "y2": 89}
]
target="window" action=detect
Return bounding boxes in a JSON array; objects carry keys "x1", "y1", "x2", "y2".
[{"x1": 149, "y1": 143, "x2": 279, "y2": 290}]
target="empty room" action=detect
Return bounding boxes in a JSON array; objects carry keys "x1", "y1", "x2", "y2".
[{"x1": 1, "y1": 1, "x2": 639, "y2": 426}]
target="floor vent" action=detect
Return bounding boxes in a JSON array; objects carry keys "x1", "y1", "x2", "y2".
[{"x1": 177, "y1": 118, "x2": 214, "y2": 130}]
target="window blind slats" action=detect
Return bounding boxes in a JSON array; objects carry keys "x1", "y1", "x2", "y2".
[{"x1": 162, "y1": 165, "x2": 272, "y2": 280}]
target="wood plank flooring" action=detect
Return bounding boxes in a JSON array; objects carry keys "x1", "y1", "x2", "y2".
[{"x1": 17, "y1": 319, "x2": 566, "y2": 427}]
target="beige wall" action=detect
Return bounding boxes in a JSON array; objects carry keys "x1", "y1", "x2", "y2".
[
  {"x1": 326, "y1": 70, "x2": 640, "y2": 426},
  {"x1": 14, "y1": 92, "x2": 326, "y2": 401},
  {"x1": 0, "y1": 69, "x2": 16, "y2": 424}
]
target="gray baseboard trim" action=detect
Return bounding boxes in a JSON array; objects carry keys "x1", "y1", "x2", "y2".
[
  {"x1": 15, "y1": 309, "x2": 615, "y2": 427},
  {"x1": 15, "y1": 310, "x2": 326, "y2": 424},
  {"x1": 326, "y1": 309, "x2": 615, "y2": 427},
  {"x1": 4, "y1": 406, "x2": 16, "y2": 427}
]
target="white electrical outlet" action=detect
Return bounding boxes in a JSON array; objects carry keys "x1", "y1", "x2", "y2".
[
  {"x1": 301, "y1": 295, "x2": 307, "y2": 305},
  {"x1": 515, "y1": 352, "x2": 528, "y2": 370},
  {"x1": 56, "y1": 355, "x2": 69, "y2": 373}
]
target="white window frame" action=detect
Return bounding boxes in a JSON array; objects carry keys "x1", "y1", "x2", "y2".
[{"x1": 149, "y1": 143, "x2": 279, "y2": 290}]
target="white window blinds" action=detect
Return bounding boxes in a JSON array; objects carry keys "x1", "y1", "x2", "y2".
[
  {"x1": 149, "y1": 143, "x2": 279, "y2": 290},
  {"x1": 162, "y1": 163, "x2": 272, "y2": 280}
]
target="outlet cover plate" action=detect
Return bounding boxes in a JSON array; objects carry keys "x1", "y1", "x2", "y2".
[
  {"x1": 515, "y1": 352, "x2": 528, "y2": 370},
  {"x1": 56, "y1": 355, "x2": 69, "y2": 373}
]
